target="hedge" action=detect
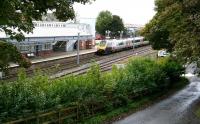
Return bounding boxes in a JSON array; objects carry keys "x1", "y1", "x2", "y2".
[{"x1": 0, "y1": 57, "x2": 184, "y2": 123}]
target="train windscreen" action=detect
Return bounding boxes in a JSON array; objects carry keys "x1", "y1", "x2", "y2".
[{"x1": 99, "y1": 40, "x2": 107, "y2": 47}]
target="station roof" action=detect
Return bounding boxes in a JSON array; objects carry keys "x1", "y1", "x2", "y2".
[{"x1": 0, "y1": 21, "x2": 94, "y2": 42}]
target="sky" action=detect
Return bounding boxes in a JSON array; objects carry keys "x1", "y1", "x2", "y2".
[{"x1": 73, "y1": 0, "x2": 156, "y2": 25}]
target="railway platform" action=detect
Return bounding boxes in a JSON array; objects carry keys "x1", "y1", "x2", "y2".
[{"x1": 10, "y1": 48, "x2": 97, "y2": 68}]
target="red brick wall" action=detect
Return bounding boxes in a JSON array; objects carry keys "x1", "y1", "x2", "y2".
[
  {"x1": 79, "y1": 40, "x2": 93, "y2": 50},
  {"x1": 38, "y1": 50, "x2": 53, "y2": 57}
]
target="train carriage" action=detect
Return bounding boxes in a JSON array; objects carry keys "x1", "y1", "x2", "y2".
[{"x1": 96, "y1": 37, "x2": 149, "y2": 55}]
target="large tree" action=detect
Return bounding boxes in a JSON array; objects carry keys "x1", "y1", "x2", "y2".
[
  {"x1": 96, "y1": 11, "x2": 125, "y2": 38},
  {"x1": 110, "y1": 15, "x2": 125, "y2": 37},
  {"x1": 95, "y1": 10, "x2": 113, "y2": 36},
  {"x1": 0, "y1": 0, "x2": 93, "y2": 41},
  {"x1": 0, "y1": 0, "x2": 94, "y2": 73},
  {"x1": 142, "y1": 0, "x2": 200, "y2": 64}
]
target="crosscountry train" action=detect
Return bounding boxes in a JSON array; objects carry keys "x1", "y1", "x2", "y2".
[{"x1": 96, "y1": 37, "x2": 149, "y2": 55}]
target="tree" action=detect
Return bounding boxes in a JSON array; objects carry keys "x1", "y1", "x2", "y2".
[
  {"x1": 141, "y1": 17, "x2": 173, "y2": 51},
  {"x1": 0, "y1": 0, "x2": 94, "y2": 74},
  {"x1": 0, "y1": 40, "x2": 31, "y2": 74},
  {"x1": 142, "y1": 0, "x2": 200, "y2": 64},
  {"x1": 110, "y1": 15, "x2": 125, "y2": 37},
  {"x1": 96, "y1": 11, "x2": 125, "y2": 38},
  {"x1": 95, "y1": 11, "x2": 113, "y2": 36},
  {"x1": 0, "y1": 0, "x2": 93, "y2": 41}
]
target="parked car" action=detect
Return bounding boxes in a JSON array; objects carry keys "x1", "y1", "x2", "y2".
[{"x1": 158, "y1": 50, "x2": 170, "y2": 57}]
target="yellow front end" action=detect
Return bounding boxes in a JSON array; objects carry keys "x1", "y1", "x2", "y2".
[{"x1": 96, "y1": 46, "x2": 107, "y2": 55}]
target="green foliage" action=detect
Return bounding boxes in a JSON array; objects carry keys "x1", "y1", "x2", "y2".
[
  {"x1": 95, "y1": 11, "x2": 113, "y2": 36},
  {"x1": 110, "y1": 15, "x2": 125, "y2": 37},
  {"x1": 95, "y1": 11, "x2": 125, "y2": 37},
  {"x1": 141, "y1": 18, "x2": 172, "y2": 51},
  {"x1": 0, "y1": 0, "x2": 94, "y2": 41},
  {"x1": 0, "y1": 40, "x2": 31, "y2": 73},
  {"x1": 195, "y1": 106, "x2": 200, "y2": 119},
  {"x1": 82, "y1": 77, "x2": 188, "y2": 124},
  {"x1": 0, "y1": 0, "x2": 92, "y2": 74},
  {"x1": 0, "y1": 57, "x2": 184, "y2": 123},
  {"x1": 142, "y1": 0, "x2": 200, "y2": 63},
  {"x1": 157, "y1": 57, "x2": 184, "y2": 81},
  {"x1": 125, "y1": 58, "x2": 166, "y2": 93}
]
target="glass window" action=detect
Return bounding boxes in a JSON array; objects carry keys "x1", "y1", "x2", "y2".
[
  {"x1": 19, "y1": 45, "x2": 29, "y2": 52},
  {"x1": 44, "y1": 43, "x2": 52, "y2": 50},
  {"x1": 99, "y1": 40, "x2": 107, "y2": 47},
  {"x1": 136, "y1": 40, "x2": 140, "y2": 43}
]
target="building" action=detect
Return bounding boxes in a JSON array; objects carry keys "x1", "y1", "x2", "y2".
[
  {"x1": 125, "y1": 24, "x2": 144, "y2": 37},
  {"x1": 0, "y1": 21, "x2": 95, "y2": 57}
]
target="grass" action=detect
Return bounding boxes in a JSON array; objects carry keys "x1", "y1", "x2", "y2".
[
  {"x1": 80, "y1": 77, "x2": 189, "y2": 124},
  {"x1": 195, "y1": 108, "x2": 200, "y2": 118}
]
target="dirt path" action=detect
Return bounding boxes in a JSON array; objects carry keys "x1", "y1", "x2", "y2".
[{"x1": 114, "y1": 66, "x2": 200, "y2": 124}]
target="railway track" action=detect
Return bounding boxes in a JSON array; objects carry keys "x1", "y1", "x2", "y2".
[
  {"x1": 51, "y1": 47, "x2": 155, "y2": 78},
  {"x1": 4, "y1": 46, "x2": 153, "y2": 81}
]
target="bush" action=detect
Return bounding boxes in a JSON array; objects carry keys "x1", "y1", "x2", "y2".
[
  {"x1": 158, "y1": 57, "x2": 184, "y2": 81},
  {"x1": 0, "y1": 40, "x2": 31, "y2": 74},
  {"x1": 0, "y1": 57, "x2": 184, "y2": 123}
]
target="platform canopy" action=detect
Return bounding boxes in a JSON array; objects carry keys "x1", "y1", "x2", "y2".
[{"x1": 0, "y1": 21, "x2": 94, "y2": 43}]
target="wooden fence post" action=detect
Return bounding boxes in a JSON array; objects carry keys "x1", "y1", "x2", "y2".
[
  {"x1": 58, "y1": 110, "x2": 61, "y2": 124},
  {"x1": 36, "y1": 115, "x2": 39, "y2": 124}
]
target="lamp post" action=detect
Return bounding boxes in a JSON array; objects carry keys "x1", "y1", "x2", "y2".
[
  {"x1": 77, "y1": 33, "x2": 80, "y2": 65},
  {"x1": 118, "y1": 31, "x2": 123, "y2": 39},
  {"x1": 106, "y1": 30, "x2": 110, "y2": 39},
  {"x1": 121, "y1": 31, "x2": 123, "y2": 39},
  {"x1": 133, "y1": 31, "x2": 135, "y2": 51}
]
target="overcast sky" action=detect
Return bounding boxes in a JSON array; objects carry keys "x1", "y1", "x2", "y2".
[{"x1": 73, "y1": 0, "x2": 156, "y2": 25}]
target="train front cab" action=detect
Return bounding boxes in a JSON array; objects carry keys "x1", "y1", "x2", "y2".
[{"x1": 96, "y1": 40, "x2": 112, "y2": 55}]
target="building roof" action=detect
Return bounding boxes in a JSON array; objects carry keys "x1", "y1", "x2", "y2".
[{"x1": 0, "y1": 21, "x2": 93, "y2": 41}]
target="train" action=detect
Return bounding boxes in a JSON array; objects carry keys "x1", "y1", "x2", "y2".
[{"x1": 96, "y1": 37, "x2": 149, "y2": 55}]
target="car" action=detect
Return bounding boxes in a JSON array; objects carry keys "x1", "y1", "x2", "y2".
[{"x1": 157, "y1": 50, "x2": 170, "y2": 57}]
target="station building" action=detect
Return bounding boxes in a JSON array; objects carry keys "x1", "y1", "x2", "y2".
[{"x1": 0, "y1": 21, "x2": 95, "y2": 57}]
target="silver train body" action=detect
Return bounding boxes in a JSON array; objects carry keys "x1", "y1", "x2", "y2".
[{"x1": 96, "y1": 37, "x2": 149, "y2": 55}]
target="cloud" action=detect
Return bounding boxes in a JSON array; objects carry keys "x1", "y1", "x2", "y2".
[{"x1": 73, "y1": 0, "x2": 156, "y2": 25}]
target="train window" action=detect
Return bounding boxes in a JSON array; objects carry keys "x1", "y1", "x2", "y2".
[
  {"x1": 119, "y1": 42, "x2": 124, "y2": 45},
  {"x1": 99, "y1": 41, "x2": 107, "y2": 47},
  {"x1": 135, "y1": 40, "x2": 140, "y2": 43}
]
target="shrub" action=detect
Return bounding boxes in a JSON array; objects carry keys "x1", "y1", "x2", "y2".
[
  {"x1": 0, "y1": 40, "x2": 31, "y2": 74},
  {"x1": 0, "y1": 57, "x2": 184, "y2": 123},
  {"x1": 119, "y1": 58, "x2": 167, "y2": 95},
  {"x1": 158, "y1": 57, "x2": 184, "y2": 81}
]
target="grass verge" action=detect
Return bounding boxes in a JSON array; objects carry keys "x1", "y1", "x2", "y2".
[
  {"x1": 80, "y1": 77, "x2": 189, "y2": 124},
  {"x1": 195, "y1": 108, "x2": 200, "y2": 118}
]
